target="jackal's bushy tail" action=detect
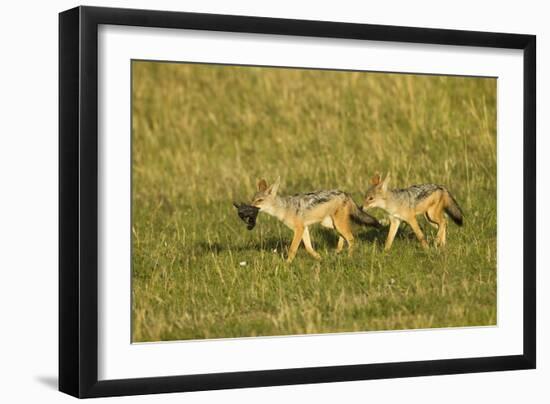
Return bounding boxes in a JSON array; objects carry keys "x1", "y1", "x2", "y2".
[
  {"x1": 443, "y1": 190, "x2": 464, "y2": 226},
  {"x1": 350, "y1": 202, "x2": 381, "y2": 228}
]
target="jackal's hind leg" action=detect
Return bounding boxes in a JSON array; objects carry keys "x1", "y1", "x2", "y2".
[
  {"x1": 428, "y1": 205, "x2": 446, "y2": 247},
  {"x1": 424, "y1": 212, "x2": 439, "y2": 229},
  {"x1": 408, "y1": 216, "x2": 428, "y2": 249},
  {"x1": 435, "y1": 220, "x2": 447, "y2": 247},
  {"x1": 302, "y1": 227, "x2": 321, "y2": 260},
  {"x1": 332, "y1": 212, "x2": 354, "y2": 255},
  {"x1": 336, "y1": 236, "x2": 345, "y2": 253}
]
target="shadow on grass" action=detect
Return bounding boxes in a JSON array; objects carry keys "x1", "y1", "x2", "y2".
[
  {"x1": 195, "y1": 237, "x2": 285, "y2": 254},
  {"x1": 368, "y1": 223, "x2": 436, "y2": 242},
  {"x1": 302, "y1": 226, "x2": 386, "y2": 251},
  {"x1": 194, "y1": 224, "x2": 429, "y2": 256},
  {"x1": 356, "y1": 228, "x2": 386, "y2": 243}
]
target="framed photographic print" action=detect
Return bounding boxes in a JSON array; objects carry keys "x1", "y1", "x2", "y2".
[{"x1": 59, "y1": 6, "x2": 536, "y2": 398}]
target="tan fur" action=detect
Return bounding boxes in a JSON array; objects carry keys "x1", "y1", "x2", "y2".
[
  {"x1": 363, "y1": 173, "x2": 462, "y2": 250},
  {"x1": 331, "y1": 205, "x2": 355, "y2": 254},
  {"x1": 251, "y1": 178, "x2": 378, "y2": 262},
  {"x1": 281, "y1": 199, "x2": 357, "y2": 262}
]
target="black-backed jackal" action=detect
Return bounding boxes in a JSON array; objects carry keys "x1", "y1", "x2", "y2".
[
  {"x1": 362, "y1": 173, "x2": 463, "y2": 250},
  {"x1": 251, "y1": 178, "x2": 380, "y2": 263}
]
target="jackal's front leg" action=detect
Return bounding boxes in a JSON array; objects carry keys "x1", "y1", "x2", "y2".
[
  {"x1": 286, "y1": 223, "x2": 304, "y2": 263},
  {"x1": 384, "y1": 217, "x2": 401, "y2": 251}
]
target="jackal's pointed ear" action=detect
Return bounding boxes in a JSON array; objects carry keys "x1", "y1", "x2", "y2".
[
  {"x1": 257, "y1": 179, "x2": 268, "y2": 192},
  {"x1": 267, "y1": 176, "x2": 280, "y2": 196},
  {"x1": 370, "y1": 173, "x2": 381, "y2": 186},
  {"x1": 381, "y1": 172, "x2": 391, "y2": 191}
]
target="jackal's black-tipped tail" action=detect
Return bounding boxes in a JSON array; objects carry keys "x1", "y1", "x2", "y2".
[
  {"x1": 351, "y1": 203, "x2": 381, "y2": 228},
  {"x1": 443, "y1": 190, "x2": 464, "y2": 226}
]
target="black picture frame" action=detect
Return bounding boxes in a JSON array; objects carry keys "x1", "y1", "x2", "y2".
[{"x1": 59, "y1": 5, "x2": 536, "y2": 398}]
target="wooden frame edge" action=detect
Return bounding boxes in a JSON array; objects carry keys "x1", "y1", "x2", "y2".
[{"x1": 59, "y1": 5, "x2": 536, "y2": 398}]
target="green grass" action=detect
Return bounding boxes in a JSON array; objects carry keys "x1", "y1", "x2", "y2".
[{"x1": 131, "y1": 61, "x2": 497, "y2": 342}]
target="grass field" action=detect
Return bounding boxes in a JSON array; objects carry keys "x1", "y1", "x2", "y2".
[{"x1": 131, "y1": 61, "x2": 497, "y2": 342}]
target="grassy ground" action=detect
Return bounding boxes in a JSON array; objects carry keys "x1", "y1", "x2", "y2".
[{"x1": 131, "y1": 61, "x2": 497, "y2": 342}]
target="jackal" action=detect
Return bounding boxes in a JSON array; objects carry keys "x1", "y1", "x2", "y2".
[
  {"x1": 251, "y1": 178, "x2": 380, "y2": 262},
  {"x1": 362, "y1": 173, "x2": 463, "y2": 250}
]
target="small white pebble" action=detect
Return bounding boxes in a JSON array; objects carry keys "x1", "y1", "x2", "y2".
[
  {"x1": 272, "y1": 248, "x2": 277, "y2": 253},
  {"x1": 239, "y1": 261, "x2": 247, "y2": 266}
]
